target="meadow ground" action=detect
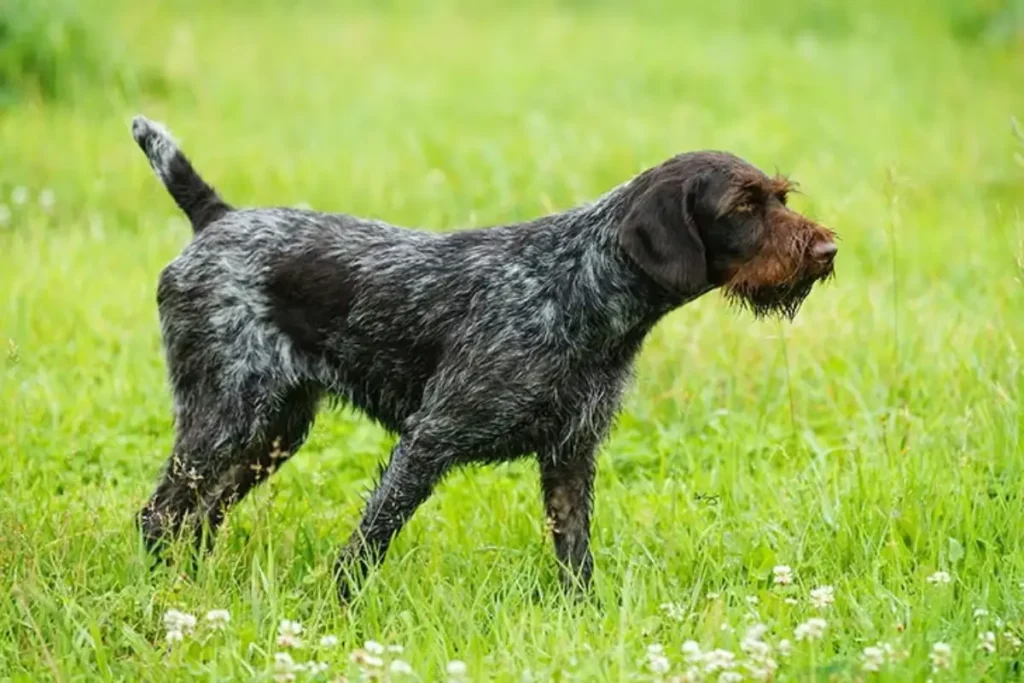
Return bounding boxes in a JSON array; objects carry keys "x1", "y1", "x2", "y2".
[{"x1": 1, "y1": 0, "x2": 1023, "y2": 680}]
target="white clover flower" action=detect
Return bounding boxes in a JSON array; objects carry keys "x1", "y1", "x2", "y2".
[
  {"x1": 364, "y1": 639, "x2": 385, "y2": 655},
  {"x1": 645, "y1": 643, "x2": 670, "y2": 673},
  {"x1": 647, "y1": 653, "x2": 671, "y2": 674},
  {"x1": 273, "y1": 652, "x2": 298, "y2": 683},
  {"x1": 706, "y1": 592, "x2": 720, "y2": 600},
  {"x1": 742, "y1": 623, "x2": 768, "y2": 643},
  {"x1": 276, "y1": 619, "x2": 304, "y2": 649},
  {"x1": 319, "y1": 635, "x2": 338, "y2": 648},
  {"x1": 930, "y1": 642, "x2": 952, "y2": 671},
  {"x1": 794, "y1": 618, "x2": 827, "y2": 641},
  {"x1": 1005, "y1": 631, "x2": 1023, "y2": 651},
  {"x1": 740, "y1": 623, "x2": 771, "y2": 661},
  {"x1": 660, "y1": 601, "x2": 687, "y2": 622},
  {"x1": 447, "y1": 659, "x2": 468, "y2": 678},
  {"x1": 350, "y1": 648, "x2": 385, "y2": 669},
  {"x1": 809, "y1": 585, "x2": 835, "y2": 609},
  {"x1": 0, "y1": 204, "x2": 10, "y2": 225},
  {"x1": 682, "y1": 640, "x2": 702, "y2": 660},
  {"x1": 165, "y1": 629, "x2": 184, "y2": 644},
  {"x1": 390, "y1": 659, "x2": 414, "y2": 675},
  {"x1": 927, "y1": 571, "x2": 951, "y2": 585},
  {"x1": 306, "y1": 661, "x2": 328, "y2": 676},
  {"x1": 862, "y1": 645, "x2": 886, "y2": 672},
  {"x1": 39, "y1": 189, "x2": 55, "y2": 211},
  {"x1": 278, "y1": 619, "x2": 303, "y2": 635},
  {"x1": 881, "y1": 642, "x2": 908, "y2": 663},
  {"x1": 784, "y1": 597, "x2": 799, "y2": 605},
  {"x1": 974, "y1": 608, "x2": 990, "y2": 619},
  {"x1": 773, "y1": 565, "x2": 794, "y2": 585},
  {"x1": 205, "y1": 609, "x2": 230, "y2": 629},
  {"x1": 163, "y1": 609, "x2": 197, "y2": 634},
  {"x1": 746, "y1": 662, "x2": 778, "y2": 681},
  {"x1": 979, "y1": 631, "x2": 996, "y2": 654},
  {"x1": 746, "y1": 595, "x2": 760, "y2": 605},
  {"x1": 701, "y1": 649, "x2": 736, "y2": 674},
  {"x1": 679, "y1": 666, "x2": 702, "y2": 682},
  {"x1": 720, "y1": 673, "x2": 744, "y2": 683},
  {"x1": 387, "y1": 644, "x2": 405, "y2": 654},
  {"x1": 777, "y1": 639, "x2": 792, "y2": 657},
  {"x1": 11, "y1": 187, "x2": 28, "y2": 205}
]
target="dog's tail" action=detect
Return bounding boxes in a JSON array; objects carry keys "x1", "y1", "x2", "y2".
[{"x1": 130, "y1": 115, "x2": 231, "y2": 232}]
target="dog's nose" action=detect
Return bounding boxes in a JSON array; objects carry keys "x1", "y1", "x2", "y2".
[{"x1": 812, "y1": 241, "x2": 837, "y2": 261}]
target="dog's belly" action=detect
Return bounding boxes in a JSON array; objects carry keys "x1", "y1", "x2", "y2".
[
  {"x1": 317, "y1": 344, "x2": 578, "y2": 458},
  {"x1": 321, "y1": 339, "x2": 442, "y2": 433}
]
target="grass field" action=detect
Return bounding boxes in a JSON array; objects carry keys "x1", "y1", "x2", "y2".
[{"x1": 1, "y1": 0, "x2": 1023, "y2": 680}]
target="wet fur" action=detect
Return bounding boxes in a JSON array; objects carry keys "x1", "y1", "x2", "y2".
[{"x1": 129, "y1": 116, "x2": 837, "y2": 600}]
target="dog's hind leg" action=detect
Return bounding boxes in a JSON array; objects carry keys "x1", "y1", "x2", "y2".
[
  {"x1": 138, "y1": 390, "x2": 246, "y2": 557},
  {"x1": 138, "y1": 376, "x2": 314, "y2": 556},
  {"x1": 198, "y1": 384, "x2": 321, "y2": 538}
]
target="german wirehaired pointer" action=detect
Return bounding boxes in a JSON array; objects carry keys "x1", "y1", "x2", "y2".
[{"x1": 130, "y1": 115, "x2": 837, "y2": 599}]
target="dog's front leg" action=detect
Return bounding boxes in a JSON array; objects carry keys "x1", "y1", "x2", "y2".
[
  {"x1": 538, "y1": 440, "x2": 598, "y2": 595},
  {"x1": 335, "y1": 440, "x2": 450, "y2": 602}
]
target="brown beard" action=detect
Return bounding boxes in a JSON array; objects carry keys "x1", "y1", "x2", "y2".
[{"x1": 724, "y1": 266, "x2": 834, "y2": 321}]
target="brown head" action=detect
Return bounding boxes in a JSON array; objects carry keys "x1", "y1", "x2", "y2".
[{"x1": 619, "y1": 151, "x2": 837, "y2": 319}]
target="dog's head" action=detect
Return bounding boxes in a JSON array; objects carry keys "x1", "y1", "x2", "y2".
[{"x1": 619, "y1": 151, "x2": 837, "y2": 319}]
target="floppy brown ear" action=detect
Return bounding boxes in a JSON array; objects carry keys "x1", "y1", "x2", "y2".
[{"x1": 619, "y1": 179, "x2": 708, "y2": 296}]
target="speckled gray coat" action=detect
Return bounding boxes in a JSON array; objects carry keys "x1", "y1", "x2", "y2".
[{"x1": 130, "y1": 115, "x2": 836, "y2": 599}]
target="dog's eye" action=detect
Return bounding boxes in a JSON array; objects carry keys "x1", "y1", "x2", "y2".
[{"x1": 734, "y1": 201, "x2": 755, "y2": 214}]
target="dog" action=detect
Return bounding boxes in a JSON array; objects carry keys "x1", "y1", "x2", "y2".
[{"x1": 130, "y1": 115, "x2": 836, "y2": 599}]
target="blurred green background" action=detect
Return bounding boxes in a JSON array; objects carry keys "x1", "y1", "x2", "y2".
[{"x1": 1, "y1": 0, "x2": 1022, "y2": 680}]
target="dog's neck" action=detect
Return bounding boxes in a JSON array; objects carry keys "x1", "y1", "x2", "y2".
[{"x1": 531, "y1": 179, "x2": 707, "y2": 355}]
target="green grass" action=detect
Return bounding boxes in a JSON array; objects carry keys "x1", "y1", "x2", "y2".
[{"x1": 1, "y1": 0, "x2": 1023, "y2": 680}]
